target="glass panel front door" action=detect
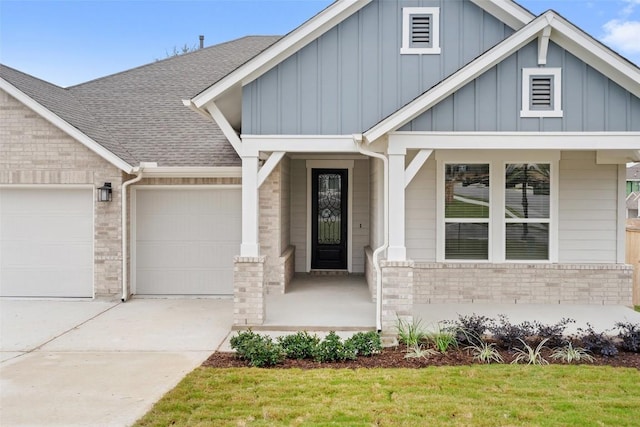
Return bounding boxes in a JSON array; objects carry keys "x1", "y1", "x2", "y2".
[{"x1": 312, "y1": 169, "x2": 347, "y2": 270}]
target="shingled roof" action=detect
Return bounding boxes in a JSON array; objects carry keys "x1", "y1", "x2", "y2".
[
  {"x1": 628, "y1": 164, "x2": 640, "y2": 181},
  {"x1": 1, "y1": 36, "x2": 280, "y2": 167}
]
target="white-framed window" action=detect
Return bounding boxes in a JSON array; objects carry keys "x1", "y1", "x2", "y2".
[
  {"x1": 444, "y1": 163, "x2": 491, "y2": 260},
  {"x1": 437, "y1": 153, "x2": 558, "y2": 263},
  {"x1": 401, "y1": 7, "x2": 441, "y2": 55},
  {"x1": 520, "y1": 68, "x2": 563, "y2": 117}
]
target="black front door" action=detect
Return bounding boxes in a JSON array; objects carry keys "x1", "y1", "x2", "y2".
[{"x1": 311, "y1": 169, "x2": 348, "y2": 270}]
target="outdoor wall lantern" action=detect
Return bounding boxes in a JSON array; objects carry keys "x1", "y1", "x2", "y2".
[{"x1": 98, "y1": 182, "x2": 112, "y2": 202}]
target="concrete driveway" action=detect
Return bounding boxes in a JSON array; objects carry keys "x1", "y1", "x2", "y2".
[{"x1": 0, "y1": 298, "x2": 232, "y2": 427}]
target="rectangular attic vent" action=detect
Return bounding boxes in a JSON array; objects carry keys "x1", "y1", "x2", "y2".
[
  {"x1": 530, "y1": 76, "x2": 553, "y2": 109},
  {"x1": 411, "y1": 15, "x2": 431, "y2": 46},
  {"x1": 401, "y1": 7, "x2": 440, "y2": 55}
]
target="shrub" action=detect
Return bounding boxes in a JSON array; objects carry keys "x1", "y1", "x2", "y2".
[
  {"x1": 404, "y1": 344, "x2": 438, "y2": 359},
  {"x1": 427, "y1": 324, "x2": 458, "y2": 353},
  {"x1": 488, "y1": 315, "x2": 535, "y2": 350},
  {"x1": 616, "y1": 322, "x2": 640, "y2": 353},
  {"x1": 446, "y1": 314, "x2": 491, "y2": 346},
  {"x1": 229, "y1": 330, "x2": 285, "y2": 367},
  {"x1": 277, "y1": 331, "x2": 320, "y2": 359},
  {"x1": 532, "y1": 318, "x2": 575, "y2": 347},
  {"x1": 551, "y1": 343, "x2": 595, "y2": 364},
  {"x1": 314, "y1": 331, "x2": 357, "y2": 362},
  {"x1": 465, "y1": 341, "x2": 504, "y2": 364},
  {"x1": 345, "y1": 331, "x2": 382, "y2": 357},
  {"x1": 396, "y1": 317, "x2": 426, "y2": 347},
  {"x1": 511, "y1": 338, "x2": 549, "y2": 365},
  {"x1": 576, "y1": 323, "x2": 618, "y2": 357}
]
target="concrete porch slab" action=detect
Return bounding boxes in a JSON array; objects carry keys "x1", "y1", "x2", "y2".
[
  {"x1": 265, "y1": 274, "x2": 375, "y2": 329},
  {"x1": 414, "y1": 303, "x2": 640, "y2": 334}
]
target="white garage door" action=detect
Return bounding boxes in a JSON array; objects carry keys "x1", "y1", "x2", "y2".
[
  {"x1": 0, "y1": 188, "x2": 93, "y2": 297},
  {"x1": 134, "y1": 187, "x2": 241, "y2": 295}
]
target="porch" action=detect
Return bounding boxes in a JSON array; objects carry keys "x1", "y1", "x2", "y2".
[{"x1": 258, "y1": 274, "x2": 376, "y2": 331}]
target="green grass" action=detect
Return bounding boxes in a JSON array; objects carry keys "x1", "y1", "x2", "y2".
[
  {"x1": 445, "y1": 199, "x2": 489, "y2": 218},
  {"x1": 635, "y1": 305, "x2": 640, "y2": 312},
  {"x1": 134, "y1": 366, "x2": 640, "y2": 426}
]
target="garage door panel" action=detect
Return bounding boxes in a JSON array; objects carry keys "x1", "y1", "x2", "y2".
[
  {"x1": 0, "y1": 188, "x2": 93, "y2": 298},
  {"x1": 3, "y1": 242, "x2": 92, "y2": 266},
  {"x1": 2, "y1": 267, "x2": 93, "y2": 297},
  {"x1": 2, "y1": 215, "x2": 92, "y2": 241},
  {"x1": 136, "y1": 269, "x2": 234, "y2": 295},
  {"x1": 134, "y1": 188, "x2": 241, "y2": 295}
]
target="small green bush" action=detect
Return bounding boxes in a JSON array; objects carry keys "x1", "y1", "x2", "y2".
[
  {"x1": 314, "y1": 331, "x2": 357, "y2": 362},
  {"x1": 277, "y1": 331, "x2": 320, "y2": 359},
  {"x1": 396, "y1": 317, "x2": 426, "y2": 347},
  {"x1": 551, "y1": 343, "x2": 595, "y2": 363},
  {"x1": 345, "y1": 331, "x2": 382, "y2": 357},
  {"x1": 229, "y1": 330, "x2": 285, "y2": 367},
  {"x1": 428, "y1": 324, "x2": 458, "y2": 353}
]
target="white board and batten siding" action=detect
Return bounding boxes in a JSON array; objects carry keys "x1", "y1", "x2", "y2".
[
  {"x1": 132, "y1": 187, "x2": 241, "y2": 296},
  {"x1": 405, "y1": 157, "x2": 437, "y2": 262},
  {"x1": 0, "y1": 187, "x2": 94, "y2": 298}
]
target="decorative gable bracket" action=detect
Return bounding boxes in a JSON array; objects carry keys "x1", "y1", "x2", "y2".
[{"x1": 538, "y1": 26, "x2": 552, "y2": 65}]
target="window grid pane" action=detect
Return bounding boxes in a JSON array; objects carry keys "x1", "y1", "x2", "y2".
[
  {"x1": 445, "y1": 164, "x2": 490, "y2": 260},
  {"x1": 505, "y1": 163, "x2": 550, "y2": 260}
]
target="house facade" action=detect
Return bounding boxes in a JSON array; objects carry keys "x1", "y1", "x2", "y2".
[{"x1": 1, "y1": 0, "x2": 639, "y2": 337}]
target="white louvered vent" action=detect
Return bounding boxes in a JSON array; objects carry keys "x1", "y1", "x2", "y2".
[
  {"x1": 521, "y1": 68, "x2": 562, "y2": 118},
  {"x1": 531, "y1": 76, "x2": 552, "y2": 109},
  {"x1": 401, "y1": 7, "x2": 440, "y2": 55},
  {"x1": 411, "y1": 15, "x2": 431, "y2": 45}
]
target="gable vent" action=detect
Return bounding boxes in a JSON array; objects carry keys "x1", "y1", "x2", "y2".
[
  {"x1": 411, "y1": 15, "x2": 431, "y2": 45},
  {"x1": 531, "y1": 77, "x2": 552, "y2": 108}
]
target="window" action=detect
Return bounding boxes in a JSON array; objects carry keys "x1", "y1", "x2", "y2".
[
  {"x1": 521, "y1": 68, "x2": 562, "y2": 117},
  {"x1": 444, "y1": 164, "x2": 490, "y2": 260},
  {"x1": 439, "y1": 156, "x2": 557, "y2": 263},
  {"x1": 504, "y1": 164, "x2": 550, "y2": 260},
  {"x1": 401, "y1": 7, "x2": 441, "y2": 55}
]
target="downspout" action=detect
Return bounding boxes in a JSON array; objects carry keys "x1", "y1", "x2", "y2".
[
  {"x1": 121, "y1": 164, "x2": 150, "y2": 302},
  {"x1": 354, "y1": 135, "x2": 388, "y2": 332}
]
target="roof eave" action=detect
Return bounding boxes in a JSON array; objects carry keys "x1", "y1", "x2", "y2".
[
  {"x1": 0, "y1": 77, "x2": 134, "y2": 173},
  {"x1": 469, "y1": 0, "x2": 534, "y2": 30},
  {"x1": 190, "y1": 0, "x2": 372, "y2": 110}
]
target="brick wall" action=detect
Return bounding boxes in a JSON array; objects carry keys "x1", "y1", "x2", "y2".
[
  {"x1": 380, "y1": 260, "x2": 414, "y2": 344},
  {"x1": 233, "y1": 256, "x2": 266, "y2": 326},
  {"x1": 414, "y1": 263, "x2": 633, "y2": 305},
  {"x1": 1, "y1": 90, "x2": 124, "y2": 296}
]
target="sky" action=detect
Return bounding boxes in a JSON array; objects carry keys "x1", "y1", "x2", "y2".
[{"x1": 0, "y1": 0, "x2": 639, "y2": 88}]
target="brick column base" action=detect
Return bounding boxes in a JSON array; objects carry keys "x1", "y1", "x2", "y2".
[
  {"x1": 233, "y1": 256, "x2": 266, "y2": 326},
  {"x1": 380, "y1": 260, "x2": 414, "y2": 346}
]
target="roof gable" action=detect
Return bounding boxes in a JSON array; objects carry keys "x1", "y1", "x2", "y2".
[
  {"x1": 364, "y1": 10, "x2": 640, "y2": 142},
  {"x1": 0, "y1": 65, "x2": 135, "y2": 172}
]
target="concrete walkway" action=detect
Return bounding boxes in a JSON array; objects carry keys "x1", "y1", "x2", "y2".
[{"x1": 0, "y1": 298, "x2": 232, "y2": 427}]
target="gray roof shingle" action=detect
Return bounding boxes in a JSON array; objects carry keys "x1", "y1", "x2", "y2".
[
  {"x1": 1, "y1": 36, "x2": 280, "y2": 167},
  {"x1": 628, "y1": 164, "x2": 640, "y2": 181}
]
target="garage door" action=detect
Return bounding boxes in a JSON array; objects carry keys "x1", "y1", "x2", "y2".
[
  {"x1": 0, "y1": 188, "x2": 93, "y2": 297},
  {"x1": 134, "y1": 188, "x2": 241, "y2": 295}
]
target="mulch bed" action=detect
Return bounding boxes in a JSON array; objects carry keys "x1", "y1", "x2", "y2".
[{"x1": 202, "y1": 347, "x2": 640, "y2": 370}]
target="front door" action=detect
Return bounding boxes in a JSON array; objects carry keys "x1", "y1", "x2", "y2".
[{"x1": 311, "y1": 169, "x2": 348, "y2": 270}]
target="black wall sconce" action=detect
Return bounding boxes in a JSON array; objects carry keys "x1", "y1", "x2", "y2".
[{"x1": 98, "y1": 182, "x2": 112, "y2": 202}]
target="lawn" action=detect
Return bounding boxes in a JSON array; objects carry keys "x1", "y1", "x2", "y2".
[{"x1": 134, "y1": 365, "x2": 640, "y2": 426}]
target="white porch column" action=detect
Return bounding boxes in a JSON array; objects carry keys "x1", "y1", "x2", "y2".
[
  {"x1": 387, "y1": 146, "x2": 406, "y2": 261},
  {"x1": 241, "y1": 155, "x2": 260, "y2": 257}
]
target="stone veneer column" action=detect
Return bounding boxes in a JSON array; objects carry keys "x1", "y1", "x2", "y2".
[
  {"x1": 233, "y1": 256, "x2": 266, "y2": 326},
  {"x1": 380, "y1": 260, "x2": 414, "y2": 345}
]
